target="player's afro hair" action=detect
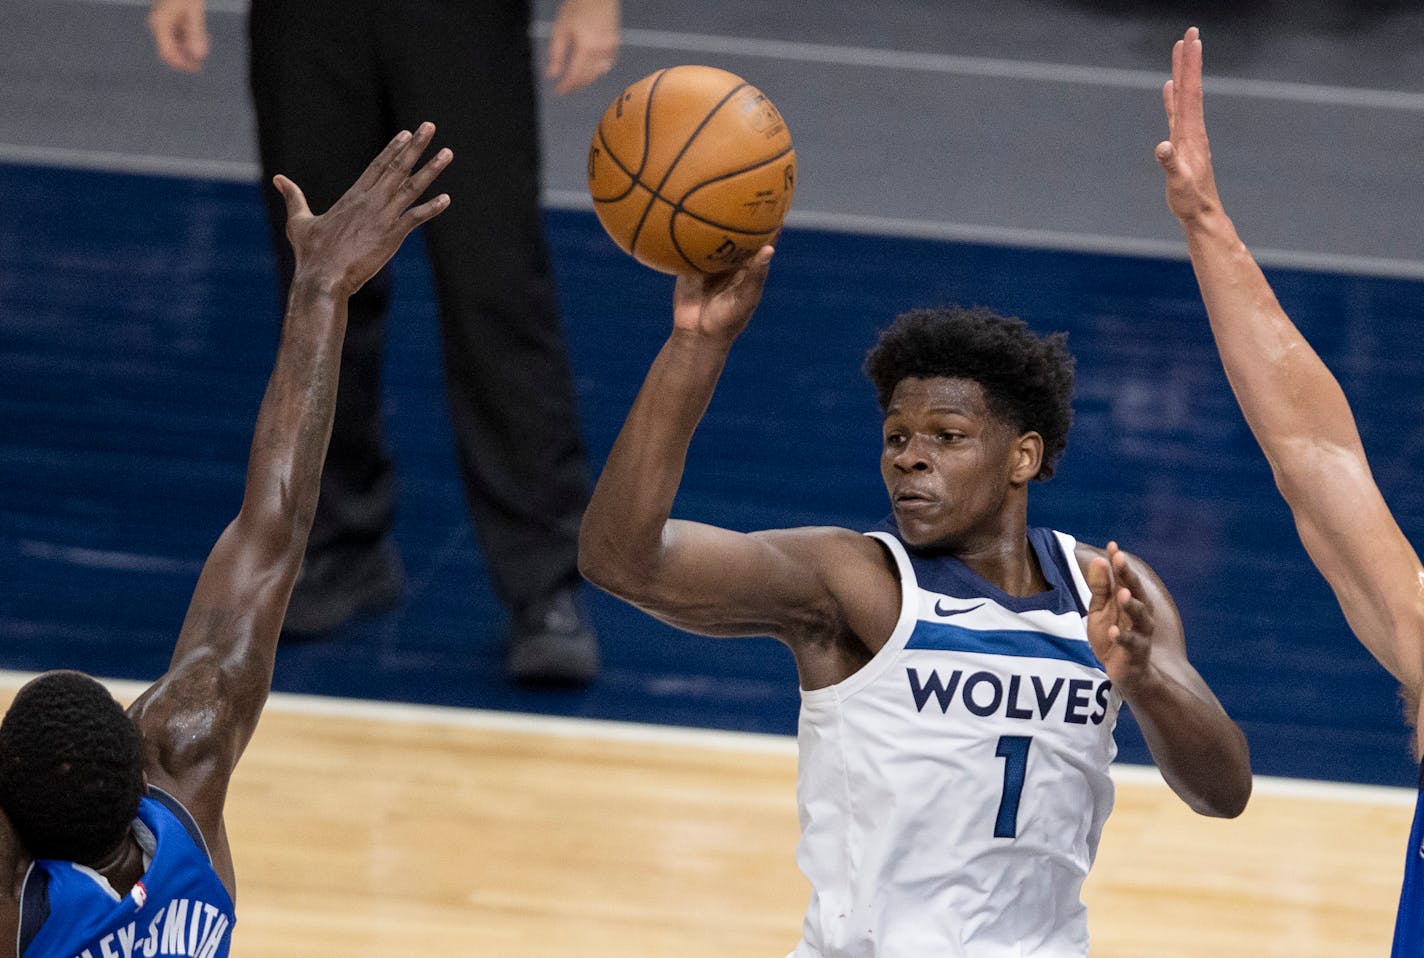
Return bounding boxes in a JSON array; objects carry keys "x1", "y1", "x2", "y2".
[
  {"x1": 863, "y1": 306, "x2": 1075, "y2": 480},
  {"x1": 0, "y1": 671, "x2": 144, "y2": 864}
]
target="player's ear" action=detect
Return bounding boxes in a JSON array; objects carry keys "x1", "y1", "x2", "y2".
[{"x1": 1010, "y1": 431, "x2": 1044, "y2": 485}]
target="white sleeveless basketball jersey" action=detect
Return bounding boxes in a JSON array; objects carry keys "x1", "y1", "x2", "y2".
[{"x1": 792, "y1": 526, "x2": 1121, "y2": 958}]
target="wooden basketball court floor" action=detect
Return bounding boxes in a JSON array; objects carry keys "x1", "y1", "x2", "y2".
[{"x1": 1, "y1": 671, "x2": 1403, "y2": 957}]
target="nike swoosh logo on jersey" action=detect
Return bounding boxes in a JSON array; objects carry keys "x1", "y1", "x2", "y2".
[{"x1": 933, "y1": 600, "x2": 985, "y2": 617}]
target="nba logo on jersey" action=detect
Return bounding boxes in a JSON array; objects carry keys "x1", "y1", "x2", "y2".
[{"x1": 132, "y1": 881, "x2": 147, "y2": 909}]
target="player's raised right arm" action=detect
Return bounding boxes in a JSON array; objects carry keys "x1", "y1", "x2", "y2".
[
  {"x1": 1159, "y1": 28, "x2": 1424, "y2": 706},
  {"x1": 579, "y1": 249, "x2": 848, "y2": 643},
  {"x1": 127, "y1": 126, "x2": 451, "y2": 869}
]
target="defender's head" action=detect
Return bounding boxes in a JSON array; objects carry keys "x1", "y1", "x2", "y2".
[
  {"x1": 864, "y1": 307, "x2": 1075, "y2": 547},
  {"x1": 0, "y1": 671, "x2": 144, "y2": 864}
]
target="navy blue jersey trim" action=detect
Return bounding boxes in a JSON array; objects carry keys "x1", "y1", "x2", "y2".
[
  {"x1": 906, "y1": 621, "x2": 1103, "y2": 671},
  {"x1": 17, "y1": 865, "x2": 51, "y2": 958},
  {"x1": 872, "y1": 520, "x2": 1083, "y2": 617},
  {"x1": 1031, "y1": 527, "x2": 1087, "y2": 617},
  {"x1": 145, "y1": 786, "x2": 211, "y2": 861}
]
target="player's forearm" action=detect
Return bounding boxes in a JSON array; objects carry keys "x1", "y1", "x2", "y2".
[
  {"x1": 1123, "y1": 667, "x2": 1251, "y2": 818},
  {"x1": 1184, "y1": 212, "x2": 1360, "y2": 459},
  {"x1": 237, "y1": 272, "x2": 349, "y2": 542},
  {"x1": 579, "y1": 329, "x2": 731, "y2": 596}
]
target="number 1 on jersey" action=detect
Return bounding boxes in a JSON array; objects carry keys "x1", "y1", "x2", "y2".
[{"x1": 993, "y1": 735, "x2": 1032, "y2": 838}]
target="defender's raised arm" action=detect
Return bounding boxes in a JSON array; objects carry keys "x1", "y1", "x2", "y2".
[
  {"x1": 126, "y1": 125, "x2": 451, "y2": 886},
  {"x1": 1158, "y1": 27, "x2": 1424, "y2": 716}
]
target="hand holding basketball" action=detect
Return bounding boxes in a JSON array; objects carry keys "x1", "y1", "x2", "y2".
[
  {"x1": 588, "y1": 65, "x2": 796, "y2": 275},
  {"x1": 672, "y1": 245, "x2": 775, "y2": 344}
]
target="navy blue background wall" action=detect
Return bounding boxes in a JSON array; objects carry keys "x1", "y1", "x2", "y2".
[{"x1": 2, "y1": 163, "x2": 1419, "y2": 787}]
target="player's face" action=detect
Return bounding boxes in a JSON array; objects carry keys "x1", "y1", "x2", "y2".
[{"x1": 879, "y1": 377, "x2": 1032, "y2": 550}]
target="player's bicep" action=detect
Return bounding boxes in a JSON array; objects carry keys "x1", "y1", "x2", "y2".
[{"x1": 619, "y1": 520, "x2": 843, "y2": 640}]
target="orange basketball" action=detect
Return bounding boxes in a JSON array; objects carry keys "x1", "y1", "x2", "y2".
[{"x1": 587, "y1": 65, "x2": 797, "y2": 275}]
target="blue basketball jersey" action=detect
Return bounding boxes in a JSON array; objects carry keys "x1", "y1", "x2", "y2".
[
  {"x1": 17, "y1": 787, "x2": 235, "y2": 958},
  {"x1": 1394, "y1": 766, "x2": 1424, "y2": 958}
]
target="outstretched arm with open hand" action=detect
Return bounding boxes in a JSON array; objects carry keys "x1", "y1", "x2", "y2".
[
  {"x1": 1159, "y1": 27, "x2": 1424, "y2": 722},
  {"x1": 127, "y1": 125, "x2": 451, "y2": 893}
]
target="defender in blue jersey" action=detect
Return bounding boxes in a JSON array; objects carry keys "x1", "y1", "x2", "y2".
[
  {"x1": 1158, "y1": 27, "x2": 1423, "y2": 955},
  {"x1": 579, "y1": 216, "x2": 1252, "y2": 950},
  {"x1": 0, "y1": 125, "x2": 452, "y2": 958}
]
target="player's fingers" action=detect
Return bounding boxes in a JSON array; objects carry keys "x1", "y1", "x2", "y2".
[
  {"x1": 1109, "y1": 548, "x2": 1146, "y2": 600},
  {"x1": 1155, "y1": 140, "x2": 1177, "y2": 171},
  {"x1": 400, "y1": 193, "x2": 452, "y2": 231},
  {"x1": 383, "y1": 122, "x2": 435, "y2": 188},
  {"x1": 272, "y1": 174, "x2": 311, "y2": 221},
  {"x1": 724, "y1": 246, "x2": 775, "y2": 303},
  {"x1": 1085, "y1": 556, "x2": 1114, "y2": 609},
  {"x1": 352, "y1": 129, "x2": 413, "y2": 193},
  {"x1": 743, "y1": 245, "x2": 775, "y2": 282},
  {"x1": 1182, "y1": 30, "x2": 1205, "y2": 123},
  {"x1": 399, "y1": 146, "x2": 454, "y2": 204},
  {"x1": 1162, "y1": 80, "x2": 1175, "y2": 132},
  {"x1": 1116, "y1": 580, "x2": 1156, "y2": 635}
]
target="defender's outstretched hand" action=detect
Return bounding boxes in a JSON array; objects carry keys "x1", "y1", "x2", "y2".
[
  {"x1": 1086, "y1": 542, "x2": 1156, "y2": 690},
  {"x1": 671, "y1": 246, "x2": 775, "y2": 345},
  {"x1": 274, "y1": 122, "x2": 453, "y2": 297},
  {"x1": 1156, "y1": 27, "x2": 1222, "y2": 227}
]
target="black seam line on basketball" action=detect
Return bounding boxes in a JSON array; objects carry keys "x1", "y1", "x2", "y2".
[
  {"x1": 638, "y1": 69, "x2": 666, "y2": 178},
  {"x1": 666, "y1": 202, "x2": 768, "y2": 274},
  {"x1": 591, "y1": 124, "x2": 641, "y2": 203},
  {"x1": 626, "y1": 68, "x2": 675, "y2": 255},
  {"x1": 671, "y1": 144, "x2": 796, "y2": 234},
  {"x1": 590, "y1": 68, "x2": 664, "y2": 202},
  {"x1": 668, "y1": 210, "x2": 712, "y2": 274},
  {"x1": 630, "y1": 78, "x2": 751, "y2": 257}
]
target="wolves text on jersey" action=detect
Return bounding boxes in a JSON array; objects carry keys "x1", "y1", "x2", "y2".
[{"x1": 907, "y1": 667, "x2": 1112, "y2": 725}]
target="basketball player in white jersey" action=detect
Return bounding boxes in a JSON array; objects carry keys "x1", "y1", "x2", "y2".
[{"x1": 578, "y1": 249, "x2": 1252, "y2": 955}]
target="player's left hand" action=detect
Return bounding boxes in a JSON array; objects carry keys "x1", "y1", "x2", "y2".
[
  {"x1": 1086, "y1": 541, "x2": 1157, "y2": 691},
  {"x1": 547, "y1": 0, "x2": 621, "y2": 95}
]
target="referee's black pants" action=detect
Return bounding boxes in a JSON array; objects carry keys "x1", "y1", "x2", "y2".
[{"x1": 248, "y1": 0, "x2": 590, "y2": 610}]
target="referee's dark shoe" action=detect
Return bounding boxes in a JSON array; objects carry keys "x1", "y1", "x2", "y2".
[
  {"x1": 507, "y1": 587, "x2": 600, "y2": 689},
  {"x1": 281, "y1": 540, "x2": 405, "y2": 638}
]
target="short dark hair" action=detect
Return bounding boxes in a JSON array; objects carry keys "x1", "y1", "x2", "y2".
[
  {"x1": 0, "y1": 672, "x2": 144, "y2": 864},
  {"x1": 863, "y1": 306, "x2": 1075, "y2": 480}
]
